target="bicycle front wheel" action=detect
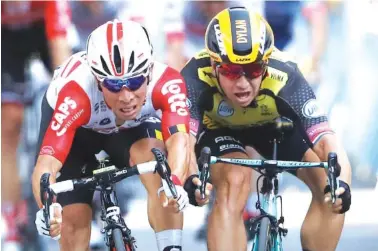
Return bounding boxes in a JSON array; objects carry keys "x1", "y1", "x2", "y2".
[
  {"x1": 112, "y1": 228, "x2": 126, "y2": 251},
  {"x1": 257, "y1": 217, "x2": 273, "y2": 251}
]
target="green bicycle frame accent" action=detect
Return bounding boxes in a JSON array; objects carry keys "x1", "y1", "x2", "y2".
[{"x1": 251, "y1": 178, "x2": 283, "y2": 251}]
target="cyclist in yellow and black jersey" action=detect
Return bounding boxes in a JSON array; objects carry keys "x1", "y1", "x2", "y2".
[
  {"x1": 184, "y1": 47, "x2": 327, "y2": 141},
  {"x1": 181, "y1": 7, "x2": 352, "y2": 251}
]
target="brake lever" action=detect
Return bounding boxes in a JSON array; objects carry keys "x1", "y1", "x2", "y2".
[
  {"x1": 151, "y1": 148, "x2": 178, "y2": 199},
  {"x1": 199, "y1": 147, "x2": 211, "y2": 200},
  {"x1": 40, "y1": 173, "x2": 55, "y2": 228},
  {"x1": 327, "y1": 152, "x2": 339, "y2": 204}
]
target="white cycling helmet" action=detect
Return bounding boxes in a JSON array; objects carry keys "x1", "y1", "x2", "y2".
[{"x1": 86, "y1": 19, "x2": 153, "y2": 80}]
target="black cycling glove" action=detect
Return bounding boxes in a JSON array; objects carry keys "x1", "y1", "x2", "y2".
[
  {"x1": 324, "y1": 179, "x2": 351, "y2": 214},
  {"x1": 183, "y1": 174, "x2": 200, "y2": 206}
]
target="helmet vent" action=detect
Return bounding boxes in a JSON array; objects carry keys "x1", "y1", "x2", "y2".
[
  {"x1": 91, "y1": 67, "x2": 106, "y2": 77},
  {"x1": 100, "y1": 56, "x2": 111, "y2": 75},
  {"x1": 113, "y1": 45, "x2": 122, "y2": 74},
  {"x1": 134, "y1": 59, "x2": 148, "y2": 73},
  {"x1": 127, "y1": 51, "x2": 135, "y2": 73}
]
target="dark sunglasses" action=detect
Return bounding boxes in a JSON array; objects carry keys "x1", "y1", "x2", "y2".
[
  {"x1": 216, "y1": 62, "x2": 266, "y2": 80},
  {"x1": 102, "y1": 74, "x2": 147, "y2": 92}
]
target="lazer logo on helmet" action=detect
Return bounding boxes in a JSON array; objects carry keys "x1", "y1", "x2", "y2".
[
  {"x1": 51, "y1": 97, "x2": 80, "y2": 136},
  {"x1": 161, "y1": 79, "x2": 188, "y2": 116},
  {"x1": 214, "y1": 24, "x2": 227, "y2": 56},
  {"x1": 236, "y1": 58, "x2": 251, "y2": 62},
  {"x1": 235, "y1": 20, "x2": 248, "y2": 44}
]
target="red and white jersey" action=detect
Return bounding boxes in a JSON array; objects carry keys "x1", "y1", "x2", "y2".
[{"x1": 41, "y1": 52, "x2": 189, "y2": 163}]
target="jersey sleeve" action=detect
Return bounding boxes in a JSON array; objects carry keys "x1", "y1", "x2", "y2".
[
  {"x1": 180, "y1": 58, "x2": 212, "y2": 136},
  {"x1": 152, "y1": 67, "x2": 190, "y2": 141},
  {"x1": 44, "y1": 0, "x2": 71, "y2": 40},
  {"x1": 39, "y1": 81, "x2": 91, "y2": 163},
  {"x1": 277, "y1": 63, "x2": 334, "y2": 145}
]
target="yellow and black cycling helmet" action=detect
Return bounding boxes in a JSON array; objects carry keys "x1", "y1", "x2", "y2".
[{"x1": 205, "y1": 7, "x2": 274, "y2": 64}]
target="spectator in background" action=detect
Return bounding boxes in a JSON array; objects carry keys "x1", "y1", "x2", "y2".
[{"x1": 1, "y1": 1, "x2": 72, "y2": 250}]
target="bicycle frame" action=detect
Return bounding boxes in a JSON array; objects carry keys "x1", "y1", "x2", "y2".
[
  {"x1": 251, "y1": 174, "x2": 283, "y2": 251},
  {"x1": 98, "y1": 183, "x2": 136, "y2": 249}
]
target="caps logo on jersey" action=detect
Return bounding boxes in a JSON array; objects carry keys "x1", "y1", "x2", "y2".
[
  {"x1": 302, "y1": 99, "x2": 325, "y2": 118},
  {"x1": 51, "y1": 96, "x2": 79, "y2": 136},
  {"x1": 218, "y1": 100, "x2": 234, "y2": 117}
]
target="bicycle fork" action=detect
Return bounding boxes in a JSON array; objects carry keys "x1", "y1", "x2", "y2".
[
  {"x1": 250, "y1": 176, "x2": 287, "y2": 251},
  {"x1": 100, "y1": 186, "x2": 136, "y2": 249}
]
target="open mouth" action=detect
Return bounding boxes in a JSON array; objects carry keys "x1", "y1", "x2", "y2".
[
  {"x1": 120, "y1": 105, "x2": 136, "y2": 113},
  {"x1": 235, "y1": 91, "x2": 251, "y2": 99}
]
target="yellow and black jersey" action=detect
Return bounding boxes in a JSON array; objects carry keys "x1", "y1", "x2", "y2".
[{"x1": 181, "y1": 48, "x2": 333, "y2": 145}]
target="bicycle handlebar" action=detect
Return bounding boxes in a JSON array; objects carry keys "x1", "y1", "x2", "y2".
[
  {"x1": 40, "y1": 148, "x2": 177, "y2": 226},
  {"x1": 199, "y1": 149, "x2": 340, "y2": 204},
  {"x1": 209, "y1": 157, "x2": 328, "y2": 169},
  {"x1": 49, "y1": 160, "x2": 157, "y2": 194}
]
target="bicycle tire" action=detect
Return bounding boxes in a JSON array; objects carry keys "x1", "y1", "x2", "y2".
[
  {"x1": 112, "y1": 228, "x2": 126, "y2": 251},
  {"x1": 257, "y1": 217, "x2": 273, "y2": 251}
]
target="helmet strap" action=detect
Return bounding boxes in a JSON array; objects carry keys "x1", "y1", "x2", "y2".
[
  {"x1": 212, "y1": 63, "x2": 226, "y2": 96},
  {"x1": 97, "y1": 81, "x2": 103, "y2": 92},
  {"x1": 148, "y1": 63, "x2": 154, "y2": 84}
]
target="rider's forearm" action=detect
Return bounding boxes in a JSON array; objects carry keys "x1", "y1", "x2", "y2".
[
  {"x1": 187, "y1": 134, "x2": 199, "y2": 176},
  {"x1": 165, "y1": 132, "x2": 191, "y2": 183},
  {"x1": 313, "y1": 134, "x2": 352, "y2": 184},
  {"x1": 32, "y1": 155, "x2": 63, "y2": 208}
]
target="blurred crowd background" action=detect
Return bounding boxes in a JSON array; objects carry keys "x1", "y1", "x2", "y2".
[{"x1": 2, "y1": 1, "x2": 378, "y2": 251}]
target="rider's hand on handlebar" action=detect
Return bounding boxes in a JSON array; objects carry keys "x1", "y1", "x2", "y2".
[
  {"x1": 157, "y1": 175, "x2": 190, "y2": 213},
  {"x1": 324, "y1": 180, "x2": 351, "y2": 214},
  {"x1": 159, "y1": 185, "x2": 189, "y2": 213},
  {"x1": 186, "y1": 175, "x2": 213, "y2": 207},
  {"x1": 35, "y1": 203, "x2": 63, "y2": 240}
]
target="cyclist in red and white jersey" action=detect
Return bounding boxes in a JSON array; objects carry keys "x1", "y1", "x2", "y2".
[
  {"x1": 1, "y1": 1, "x2": 71, "y2": 248},
  {"x1": 32, "y1": 20, "x2": 211, "y2": 251}
]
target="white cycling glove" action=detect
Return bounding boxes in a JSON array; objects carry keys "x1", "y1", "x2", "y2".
[
  {"x1": 35, "y1": 203, "x2": 62, "y2": 240},
  {"x1": 157, "y1": 177, "x2": 189, "y2": 212}
]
